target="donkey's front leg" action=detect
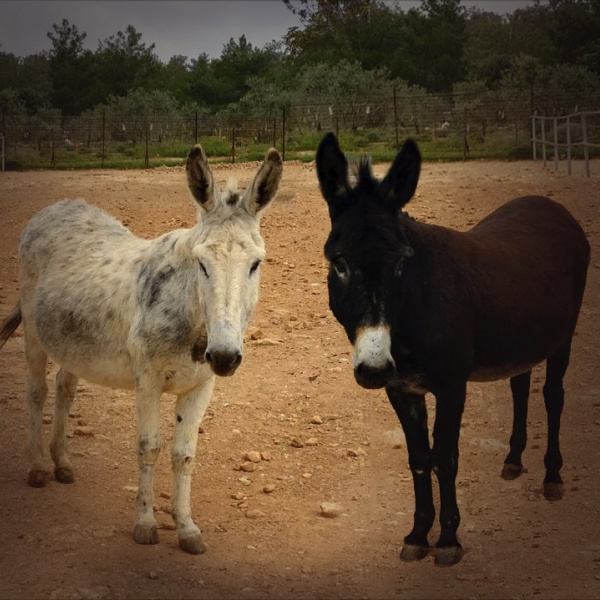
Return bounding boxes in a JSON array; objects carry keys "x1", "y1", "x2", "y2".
[
  {"x1": 133, "y1": 376, "x2": 162, "y2": 546},
  {"x1": 431, "y1": 380, "x2": 466, "y2": 566},
  {"x1": 387, "y1": 387, "x2": 435, "y2": 562},
  {"x1": 172, "y1": 377, "x2": 215, "y2": 554}
]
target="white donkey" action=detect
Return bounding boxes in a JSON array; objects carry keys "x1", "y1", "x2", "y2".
[{"x1": 0, "y1": 144, "x2": 282, "y2": 554}]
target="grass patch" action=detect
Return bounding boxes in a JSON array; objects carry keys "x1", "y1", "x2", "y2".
[{"x1": 2, "y1": 128, "x2": 552, "y2": 170}]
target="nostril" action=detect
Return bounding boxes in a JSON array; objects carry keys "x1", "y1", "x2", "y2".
[
  {"x1": 354, "y1": 360, "x2": 395, "y2": 389},
  {"x1": 205, "y1": 349, "x2": 243, "y2": 376}
]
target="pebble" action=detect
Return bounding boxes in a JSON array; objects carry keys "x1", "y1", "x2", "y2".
[
  {"x1": 347, "y1": 448, "x2": 367, "y2": 457},
  {"x1": 239, "y1": 462, "x2": 256, "y2": 472},
  {"x1": 261, "y1": 450, "x2": 273, "y2": 461},
  {"x1": 254, "y1": 338, "x2": 283, "y2": 346},
  {"x1": 311, "y1": 415, "x2": 323, "y2": 424},
  {"x1": 263, "y1": 484, "x2": 276, "y2": 493},
  {"x1": 305, "y1": 438, "x2": 318, "y2": 446},
  {"x1": 320, "y1": 502, "x2": 343, "y2": 518},
  {"x1": 244, "y1": 451, "x2": 262, "y2": 463},
  {"x1": 239, "y1": 477, "x2": 252, "y2": 486},
  {"x1": 246, "y1": 509, "x2": 266, "y2": 519},
  {"x1": 74, "y1": 426, "x2": 94, "y2": 437},
  {"x1": 159, "y1": 491, "x2": 172, "y2": 500},
  {"x1": 291, "y1": 438, "x2": 304, "y2": 448},
  {"x1": 232, "y1": 491, "x2": 245, "y2": 500}
]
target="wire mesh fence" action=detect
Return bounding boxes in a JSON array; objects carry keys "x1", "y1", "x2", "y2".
[{"x1": 1, "y1": 91, "x2": 598, "y2": 170}]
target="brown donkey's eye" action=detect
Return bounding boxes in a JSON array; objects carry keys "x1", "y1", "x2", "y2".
[{"x1": 332, "y1": 255, "x2": 349, "y2": 277}]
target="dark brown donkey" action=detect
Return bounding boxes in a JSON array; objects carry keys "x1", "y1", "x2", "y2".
[{"x1": 316, "y1": 132, "x2": 590, "y2": 566}]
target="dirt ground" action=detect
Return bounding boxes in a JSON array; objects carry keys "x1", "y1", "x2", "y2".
[{"x1": 0, "y1": 154, "x2": 599, "y2": 600}]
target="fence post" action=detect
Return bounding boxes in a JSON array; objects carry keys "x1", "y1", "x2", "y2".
[
  {"x1": 541, "y1": 118, "x2": 547, "y2": 166},
  {"x1": 144, "y1": 122, "x2": 149, "y2": 168},
  {"x1": 531, "y1": 115, "x2": 537, "y2": 160},
  {"x1": 282, "y1": 108, "x2": 286, "y2": 161},
  {"x1": 463, "y1": 108, "x2": 469, "y2": 161},
  {"x1": 232, "y1": 125, "x2": 236, "y2": 164},
  {"x1": 582, "y1": 112, "x2": 590, "y2": 178},
  {"x1": 566, "y1": 115, "x2": 572, "y2": 175},
  {"x1": 393, "y1": 87, "x2": 399, "y2": 150},
  {"x1": 553, "y1": 117, "x2": 558, "y2": 171},
  {"x1": 50, "y1": 128, "x2": 56, "y2": 168},
  {"x1": 101, "y1": 110, "x2": 106, "y2": 169}
]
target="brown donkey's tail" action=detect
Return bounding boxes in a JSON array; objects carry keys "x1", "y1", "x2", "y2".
[{"x1": 0, "y1": 303, "x2": 22, "y2": 350}]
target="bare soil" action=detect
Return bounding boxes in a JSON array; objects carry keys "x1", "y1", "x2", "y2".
[{"x1": 0, "y1": 157, "x2": 599, "y2": 600}]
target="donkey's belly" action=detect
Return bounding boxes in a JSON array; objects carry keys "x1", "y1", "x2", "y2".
[
  {"x1": 469, "y1": 360, "x2": 540, "y2": 382},
  {"x1": 46, "y1": 348, "x2": 212, "y2": 394},
  {"x1": 47, "y1": 350, "x2": 137, "y2": 390}
]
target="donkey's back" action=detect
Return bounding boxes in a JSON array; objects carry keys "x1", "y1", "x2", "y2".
[{"x1": 19, "y1": 198, "x2": 152, "y2": 389}]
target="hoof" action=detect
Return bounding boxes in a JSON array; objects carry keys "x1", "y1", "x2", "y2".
[
  {"x1": 501, "y1": 463, "x2": 524, "y2": 480},
  {"x1": 543, "y1": 482, "x2": 564, "y2": 501},
  {"x1": 434, "y1": 545, "x2": 464, "y2": 567},
  {"x1": 179, "y1": 533, "x2": 207, "y2": 555},
  {"x1": 55, "y1": 466, "x2": 75, "y2": 484},
  {"x1": 133, "y1": 524, "x2": 159, "y2": 545},
  {"x1": 27, "y1": 469, "x2": 48, "y2": 488},
  {"x1": 400, "y1": 543, "x2": 430, "y2": 562}
]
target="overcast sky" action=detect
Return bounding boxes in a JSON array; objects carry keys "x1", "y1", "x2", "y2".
[{"x1": 1, "y1": 0, "x2": 540, "y2": 63}]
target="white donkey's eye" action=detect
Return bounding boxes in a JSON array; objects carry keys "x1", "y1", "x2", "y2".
[
  {"x1": 250, "y1": 260, "x2": 261, "y2": 275},
  {"x1": 199, "y1": 261, "x2": 209, "y2": 278}
]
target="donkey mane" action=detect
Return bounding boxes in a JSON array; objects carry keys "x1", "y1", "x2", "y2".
[{"x1": 348, "y1": 155, "x2": 377, "y2": 191}]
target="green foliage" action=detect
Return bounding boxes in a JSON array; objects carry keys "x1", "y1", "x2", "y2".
[{"x1": 1, "y1": 0, "x2": 600, "y2": 170}]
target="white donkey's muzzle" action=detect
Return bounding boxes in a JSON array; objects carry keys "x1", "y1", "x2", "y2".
[{"x1": 205, "y1": 321, "x2": 243, "y2": 377}]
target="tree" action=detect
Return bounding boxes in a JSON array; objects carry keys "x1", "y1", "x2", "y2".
[
  {"x1": 209, "y1": 36, "x2": 284, "y2": 108},
  {"x1": 283, "y1": 1, "x2": 402, "y2": 70},
  {"x1": 463, "y1": 10, "x2": 512, "y2": 87},
  {"x1": 396, "y1": 0, "x2": 467, "y2": 93},
  {"x1": 547, "y1": 0, "x2": 600, "y2": 75},
  {"x1": 156, "y1": 55, "x2": 192, "y2": 103},
  {"x1": 95, "y1": 25, "x2": 162, "y2": 100},
  {"x1": 283, "y1": 0, "x2": 467, "y2": 93},
  {"x1": 47, "y1": 19, "x2": 95, "y2": 115}
]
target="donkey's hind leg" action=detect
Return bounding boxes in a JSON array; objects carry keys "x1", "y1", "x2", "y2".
[
  {"x1": 24, "y1": 333, "x2": 49, "y2": 487},
  {"x1": 502, "y1": 370, "x2": 531, "y2": 480},
  {"x1": 542, "y1": 341, "x2": 571, "y2": 501},
  {"x1": 50, "y1": 368, "x2": 78, "y2": 484}
]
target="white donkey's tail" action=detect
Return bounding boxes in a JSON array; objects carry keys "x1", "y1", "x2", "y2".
[{"x1": 0, "y1": 303, "x2": 22, "y2": 350}]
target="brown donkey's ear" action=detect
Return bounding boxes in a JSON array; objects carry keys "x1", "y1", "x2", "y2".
[
  {"x1": 378, "y1": 138, "x2": 421, "y2": 211},
  {"x1": 186, "y1": 144, "x2": 217, "y2": 213},
  {"x1": 244, "y1": 147, "x2": 283, "y2": 216},
  {"x1": 316, "y1": 132, "x2": 349, "y2": 219}
]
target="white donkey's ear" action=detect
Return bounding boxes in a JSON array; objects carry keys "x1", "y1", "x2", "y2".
[
  {"x1": 244, "y1": 148, "x2": 283, "y2": 216},
  {"x1": 186, "y1": 144, "x2": 217, "y2": 212}
]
